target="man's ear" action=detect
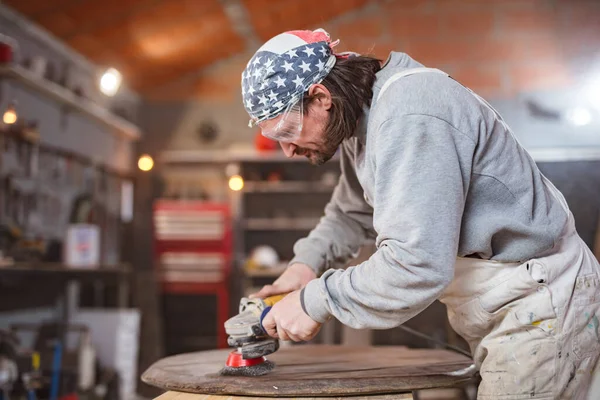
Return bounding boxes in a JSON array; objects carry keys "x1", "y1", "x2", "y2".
[{"x1": 308, "y1": 84, "x2": 332, "y2": 111}]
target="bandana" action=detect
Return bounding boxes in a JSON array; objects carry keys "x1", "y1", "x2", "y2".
[{"x1": 241, "y1": 28, "x2": 340, "y2": 127}]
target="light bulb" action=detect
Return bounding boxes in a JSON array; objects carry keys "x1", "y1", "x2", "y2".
[
  {"x1": 566, "y1": 107, "x2": 592, "y2": 127},
  {"x1": 228, "y1": 175, "x2": 244, "y2": 191},
  {"x1": 3, "y1": 104, "x2": 17, "y2": 124},
  {"x1": 99, "y1": 67, "x2": 122, "y2": 97},
  {"x1": 138, "y1": 154, "x2": 154, "y2": 171}
]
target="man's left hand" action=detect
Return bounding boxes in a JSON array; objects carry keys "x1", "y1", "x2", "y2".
[{"x1": 261, "y1": 290, "x2": 322, "y2": 342}]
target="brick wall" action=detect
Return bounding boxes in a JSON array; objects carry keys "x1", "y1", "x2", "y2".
[
  {"x1": 331, "y1": 0, "x2": 599, "y2": 97},
  {"x1": 143, "y1": 0, "x2": 600, "y2": 150}
]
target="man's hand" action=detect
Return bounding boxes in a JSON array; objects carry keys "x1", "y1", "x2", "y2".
[
  {"x1": 249, "y1": 263, "x2": 316, "y2": 299},
  {"x1": 261, "y1": 289, "x2": 322, "y2": 342}
]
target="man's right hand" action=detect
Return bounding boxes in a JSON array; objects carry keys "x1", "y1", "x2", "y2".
[{"x1": 249, "y1": 263, "x2": 317, "y2": 299}]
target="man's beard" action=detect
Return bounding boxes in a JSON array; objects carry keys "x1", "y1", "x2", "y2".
[
  {"x1": 295, "y1": 116, "x2": 346, "y2": 166},
  {"x1": 295, "y1": 141, "x2": 339, "y2": 165}
]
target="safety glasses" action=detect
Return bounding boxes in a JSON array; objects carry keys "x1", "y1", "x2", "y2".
[{"x1": 257, "y1": 98, "x2": 304, "y2": 143}]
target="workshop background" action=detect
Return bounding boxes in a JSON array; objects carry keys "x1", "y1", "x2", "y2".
[{"x1": 0, "y1": 0, "x2": 599, "y2": 399}]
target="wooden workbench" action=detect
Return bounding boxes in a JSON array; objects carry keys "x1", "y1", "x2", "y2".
[
  {"x1": 155, "y1": 390, "x2": 414, "y2": 399},
  {"x1": 142, "y1": 345, "x2": 475, "y2": 399}
]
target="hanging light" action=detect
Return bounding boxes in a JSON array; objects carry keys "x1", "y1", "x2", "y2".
[
  {"x1": 228, "y1": 174, "x2": 244, "y2": 191},
  {"x1": 99, "y1": 67, "x2": 122, "y2": 97},
  {"x1": 3, "y1": 102, "x2": 17, "y2": 124},
  {"x1": 566, "y1": 107, "x2": 593, "y2": 127},
  {"x1": 138, "y1": 154, "x2": 154, "y2": 171}
]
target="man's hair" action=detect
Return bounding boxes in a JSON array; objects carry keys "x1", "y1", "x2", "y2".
[{"x1": 303, "y1": 55, "x2": 382, "y2": 144}]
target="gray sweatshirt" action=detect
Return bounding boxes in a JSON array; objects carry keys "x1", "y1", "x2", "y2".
[{"x1": 295, "y1": 52, "x2": 568, "y2": 327}]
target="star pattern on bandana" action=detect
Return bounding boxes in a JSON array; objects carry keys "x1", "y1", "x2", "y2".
[{"x1": 241, "y1": 42, "x2": 334, "y2": 122}]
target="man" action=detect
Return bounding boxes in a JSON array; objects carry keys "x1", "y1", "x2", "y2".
[{"x1": 241, "y1": 28, "x2": 600, "y2": 399}]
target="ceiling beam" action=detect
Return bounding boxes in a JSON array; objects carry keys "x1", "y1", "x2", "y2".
[{"x1": 217, "y1": 0, "x2": 260, "y2": 51}]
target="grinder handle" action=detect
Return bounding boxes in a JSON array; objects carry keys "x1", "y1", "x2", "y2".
[
  {"x1": 259, "y1": 293, "x2": 289, "y2": 333},
  {"x1": 263, "y1": 293, "x2": 286, "y2": 307}
]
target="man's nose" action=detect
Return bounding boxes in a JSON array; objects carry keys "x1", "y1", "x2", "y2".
[{"x1": 280, "y1": 142, "x2": 296, "y2": 158}]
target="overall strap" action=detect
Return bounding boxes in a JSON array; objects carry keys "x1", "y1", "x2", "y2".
[{"x1": 377, "y1": 67, "x2": 449, "y2": 102}]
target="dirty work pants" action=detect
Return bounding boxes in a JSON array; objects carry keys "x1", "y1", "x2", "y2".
[{"x1": 440, "y1": 178, "x2": 600, "y2": 399}]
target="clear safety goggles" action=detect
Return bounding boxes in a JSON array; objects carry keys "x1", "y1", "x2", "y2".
[{"x1": 257, "y1": 98, "x2": 304, "y2": 143}]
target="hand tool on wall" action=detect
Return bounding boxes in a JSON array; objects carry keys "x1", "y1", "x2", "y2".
[{"x1": 220, "y1": 294, "x2": 286, "y2": 376}]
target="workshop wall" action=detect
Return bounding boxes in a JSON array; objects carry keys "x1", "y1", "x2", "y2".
[
  {"x1": 143, "y1": 0, "x2": 600, "y2": 151},
  {"x1": 0, "y1": 9, "x2": 140, "y2": 173},
  {"x1": 0, "y1": 7, "x2": 142, "y2": 308}
]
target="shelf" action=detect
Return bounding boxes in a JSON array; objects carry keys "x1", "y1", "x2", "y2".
[
  {"x1": 0, "y1": 262, "x2": 131, "y2": 281},
  {"x1": 244, "y1": 218, "x2": 321, "y2": 231},
  {"x1": 0, "y1": 64, "x2": 141, "y2": 141},
  {"x1": 244, "y1": 181, "x2": 336, "y2": 193}
]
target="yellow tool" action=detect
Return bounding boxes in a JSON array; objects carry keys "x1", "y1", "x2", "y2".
[{"x1": 262, "y1": 294, "x2": 286, "y2": 307}]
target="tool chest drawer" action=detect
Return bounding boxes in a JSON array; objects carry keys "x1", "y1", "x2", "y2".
[
  {"x1": 159, "y1": 252, "x2": 227, "y2": 283},
  {"x1": 153, "y1": 200, "x2": 232, "y2": 286}
]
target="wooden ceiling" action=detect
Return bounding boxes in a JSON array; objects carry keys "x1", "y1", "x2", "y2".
[{"x1": 5, "y1": 0, "x2": 369, "y2": 94}]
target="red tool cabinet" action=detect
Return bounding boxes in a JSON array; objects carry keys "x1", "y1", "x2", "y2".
[{"x1": 153, "y1": 200, "x2": 232, "y2": 349}]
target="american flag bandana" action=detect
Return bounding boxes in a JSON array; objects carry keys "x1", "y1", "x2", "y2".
[{"x1": 241, "y1": 29, "x2": 339, "y2": 126}]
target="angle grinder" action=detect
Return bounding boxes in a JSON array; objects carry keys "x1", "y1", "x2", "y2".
[{"x1": 220, "y1": 294, "x2": 287, "y2": 376}]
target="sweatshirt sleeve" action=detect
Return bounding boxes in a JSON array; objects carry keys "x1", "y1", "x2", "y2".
[
  {"x1": 302, "y1": 114, "x2": 475, "y2": 326},
  {"x1": 289, "y1": 140, "x2": 375, "y2": 276}
]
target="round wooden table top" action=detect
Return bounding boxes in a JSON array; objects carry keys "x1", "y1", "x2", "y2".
[{"x1": 142, "y1": 345, "x2": 475, "y2": 398}]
